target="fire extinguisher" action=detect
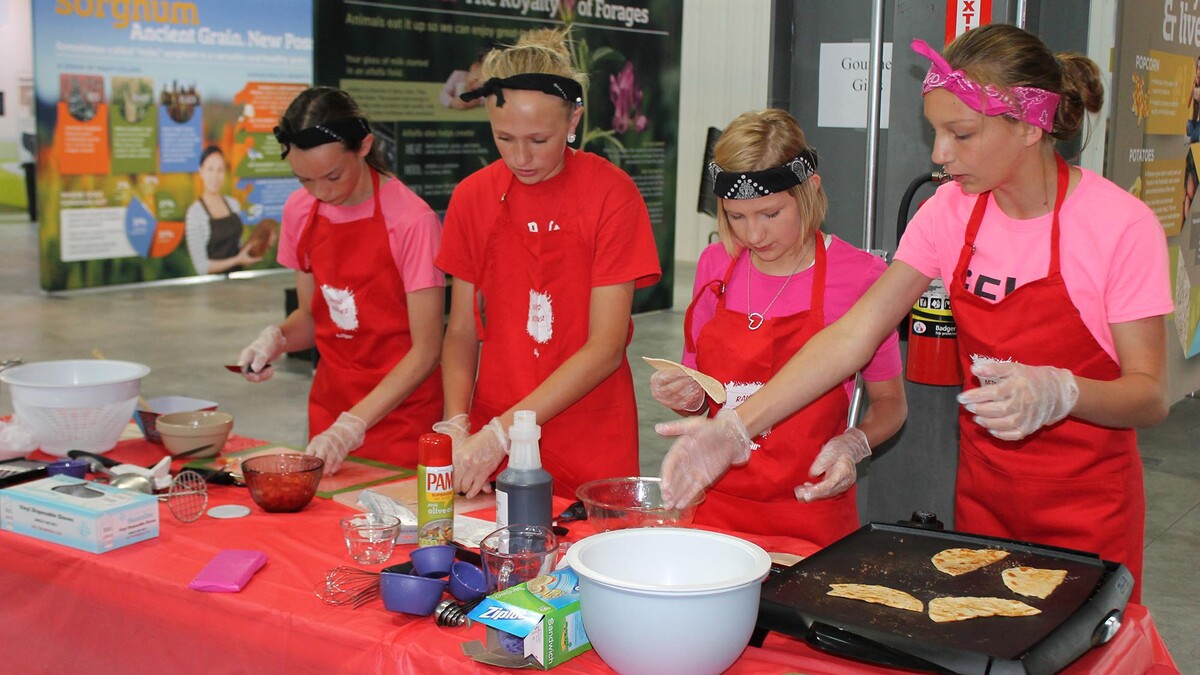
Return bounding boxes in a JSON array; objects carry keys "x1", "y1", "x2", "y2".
[
  {"x1": 906, "y1": 278, "x2": 962, "y2": 385},
  {"x1": 897, "y1": 171, "x2": 962, "y2": 386}
]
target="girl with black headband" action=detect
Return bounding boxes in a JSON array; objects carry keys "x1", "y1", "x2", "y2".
[
  {"x1": 651, "y1": 109, "x2": 905, "y2": 544},
  {"x1": 236, "y1": 86, "x2": 444, "y2": 475},
  {"x1": 435, "y1": 27, "x2": 661, "y2": 499},
  {"x1": 657, "y1": 25, "x2": 1171, "y2": 599}
]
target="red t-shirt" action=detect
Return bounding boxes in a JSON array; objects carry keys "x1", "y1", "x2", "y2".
[{"x1": 437, "y1": 149, "x2": 661, "y2": 290}]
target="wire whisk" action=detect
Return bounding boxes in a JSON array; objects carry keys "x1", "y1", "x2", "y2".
[{"x1": 315, "y1": 566, "x2": 380, "y2": 608}]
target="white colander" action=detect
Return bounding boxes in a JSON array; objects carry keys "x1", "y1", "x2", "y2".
[{"x1": 0, "y1": 360, "x2": 151, "y2": 456}]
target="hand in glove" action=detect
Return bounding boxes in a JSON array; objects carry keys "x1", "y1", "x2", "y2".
[
  {"x1": 237, "y1": 325, "x2": 286, "y2": 382},
  {"x1": 650, "y1": 369, "x2": 706, "y2": 412},
  {"x1": 432, "y1": 413, "x2": 470, "y2": 448},
  {"x1": 795, "y1": 427, "x2": 870, "y2": 502},
  {"x1": 656, "y1": 408, "x2": 752, "y2": 509},
  {"x1": 453, "y1": 417, "x2": 508, "y2": 498},
  {"x1": 306, "y1": 411, "x2": 367, "y2": 475},
  {"x1": 957, "y1": 361, "x2": 1079, "y2": 441}
]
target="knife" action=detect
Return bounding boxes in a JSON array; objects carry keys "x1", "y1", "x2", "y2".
[
  {"x1": 172, "y1": 444, "x2": 215, "y2": 459},
  {"x1": 66, "y1": 449, "x2": 121, "y2": 469},
  {"x1": 225, "y1": 364, "x2": 272, "y2": 374}
]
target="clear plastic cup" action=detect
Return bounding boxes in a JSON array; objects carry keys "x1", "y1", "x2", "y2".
[
  {"x1": 340, "y1": 513, "x2": 401, "y2": 564},
  {"x1": 479, "y1": 524, "x2": 558, "y2": 592}
]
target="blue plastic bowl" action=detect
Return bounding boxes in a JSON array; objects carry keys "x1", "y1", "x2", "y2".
[
  {"x1": 409, "y1": 544, "x2": 455, "y2": 578},
  {"x1": 380, "y1": 565, "x2": 447, "y2": 615},
  {"x1": 449, "y1": 561, "x2": 488, "y2": 603}
]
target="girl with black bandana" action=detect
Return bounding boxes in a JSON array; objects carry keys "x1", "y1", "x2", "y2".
[
  {"x1": 435, "y1": 27, "x2": 661, "y2": 500},
  {"x1": 236, "y1": 87, "x2": 444, "y2": 474}
]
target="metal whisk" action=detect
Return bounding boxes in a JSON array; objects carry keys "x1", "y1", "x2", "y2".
[{"x1": 314, "y1": 566, "x2": 380, "y2": 608}]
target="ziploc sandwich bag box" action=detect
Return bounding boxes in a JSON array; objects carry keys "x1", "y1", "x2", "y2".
[
  {"x1": 465, "y1": 567, "x2": 591, "y2": 669},
  {"x1": 0, "y1": 475, "x2": 159, "y2": 553}
]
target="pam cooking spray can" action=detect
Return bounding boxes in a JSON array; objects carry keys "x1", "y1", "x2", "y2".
[{"x1": 417, "y1": 432, "x2": 454, "y2": 546}]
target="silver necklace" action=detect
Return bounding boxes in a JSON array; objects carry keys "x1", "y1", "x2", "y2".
[{"x1": 745, "y1": 242, "x2": 811, "y2": 331}]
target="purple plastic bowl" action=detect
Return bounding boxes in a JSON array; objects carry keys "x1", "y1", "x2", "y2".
[
  {"x1": 409, "y1": 544, "x2": 455, "y2": 578},
  {"x1": 379, "y1": 566, "x2": 447, "y2": 615},
  {"x1": 449, "y1": 561, "x2": 488, "y2": 603}
]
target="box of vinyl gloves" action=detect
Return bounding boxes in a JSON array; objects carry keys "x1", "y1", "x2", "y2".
[
  {"x1": 0, "y1": 475, "x2": 159, "y2": 553},
  {"x1": 463, "y1": 567, "x2": 591, "y2": 669}
]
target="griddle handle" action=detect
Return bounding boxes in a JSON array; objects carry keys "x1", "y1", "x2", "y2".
[{"x1": 806, "y1": 622, "x2": 956, "y2": 674}]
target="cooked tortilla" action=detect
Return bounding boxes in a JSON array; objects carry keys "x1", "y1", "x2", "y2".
[
  {"x1": 642, "y1": 356, "x2": 727, "y2": 404},
  {"x1": 932, "y1": 548, "x2": 1010, "y2": 576},
  {"x1": 928, "y1": 596, "x2": 1041, "y2": 623},
  {"x1": 1002, "y1": 566, "x2": 1068, "y2": 599},
  {"x1": 827, "y1": 583, "x2": 923, "y2": 613}
]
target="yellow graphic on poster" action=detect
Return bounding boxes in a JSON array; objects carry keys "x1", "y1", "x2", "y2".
[{"x1": 1144, "y1": 49, "x2": 1196, "y2": 136}]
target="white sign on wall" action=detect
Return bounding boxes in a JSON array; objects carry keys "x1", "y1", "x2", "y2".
[{"x1": 817, "y1": 42, "x2": 893, "y2": 129}]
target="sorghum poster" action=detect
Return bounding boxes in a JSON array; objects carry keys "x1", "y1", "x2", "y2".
[{"x1": 33, "y1": 0, "x2": 313, "y2": 290}]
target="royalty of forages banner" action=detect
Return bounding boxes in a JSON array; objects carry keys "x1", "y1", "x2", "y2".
[
  {"x1": 313, "y1": 0, "x2": 682, "y2": 313},
  {"x1": 33, "y1": 0, "x2": 313, "y2": 291}
]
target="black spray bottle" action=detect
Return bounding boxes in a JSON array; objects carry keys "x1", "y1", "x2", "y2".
[{"x1": 494, "y1": 410, "x2": 553, "y2": 528}]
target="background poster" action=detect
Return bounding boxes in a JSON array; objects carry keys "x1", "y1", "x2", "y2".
[
  {"x1": 33, "y1": 0, "x2": 313, "y2": 291},
  {"x1": 0, "y1": 0, "x2": 34, "y2": 214},
  {"x1": 1110, "y1": 0, "x2": 1200, "y2": 357},
  {"x1": 313, "y1": 0, "x2": 681, "y2": 312}
]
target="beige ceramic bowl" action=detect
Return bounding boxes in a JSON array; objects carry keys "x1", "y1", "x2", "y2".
[{"x1": 155, "y1": 410, "x2": 233, "y2": 458}]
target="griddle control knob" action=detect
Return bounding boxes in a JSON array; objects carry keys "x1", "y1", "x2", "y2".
[
  {"x1": 901, "y1": 511, "x2": 945, "y2": 530},
  {"x1": 1091, "y1": 610, "x2": 1122, "y2": 646}
]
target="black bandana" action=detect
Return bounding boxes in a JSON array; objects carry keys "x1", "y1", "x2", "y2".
[
  {"x1": 460, "y1": 74, "x2": 584, "y2": 108},
  {"x1": 272, "y1": 117, "x2": 370, "y2": 159},
  {"x1": 709, "y1": 150, "x2": 819, "y2": 199}
]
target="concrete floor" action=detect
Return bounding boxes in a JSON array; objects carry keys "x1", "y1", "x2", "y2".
[{"x1": 1, "y1": 214, "x2": 1196, "y2": 667}]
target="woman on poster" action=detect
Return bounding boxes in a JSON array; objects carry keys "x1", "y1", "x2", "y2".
[
  {"x1": 185, "y1": 146, "x2": 261, "y2": 275},
  {"x1": 435, "y1": 27, "x2": 661, "y2": 499},
  {"x1": 236, "y1": 87, "x2": 444, "y2": 474}
]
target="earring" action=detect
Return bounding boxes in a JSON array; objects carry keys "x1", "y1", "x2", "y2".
[{"x1": 568, "y1": 133, "x2": 577, "y2": 144}]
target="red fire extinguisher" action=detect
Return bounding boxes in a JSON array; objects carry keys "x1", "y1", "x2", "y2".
[{"x1": 906, "y1": 278, "x2": 962, "y2": 385}]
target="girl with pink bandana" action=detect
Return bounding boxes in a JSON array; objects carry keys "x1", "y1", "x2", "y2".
[{"x1": 656, "y1": 24, "x2": 1171, "y2": 601}]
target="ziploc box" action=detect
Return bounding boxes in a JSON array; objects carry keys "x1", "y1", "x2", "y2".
[
  {"x1": 0, "y1": 475, "x2": 159, "y2": 553},
  {"x1": 465, "y1": 567, "x2": 591, "y2": 669}
]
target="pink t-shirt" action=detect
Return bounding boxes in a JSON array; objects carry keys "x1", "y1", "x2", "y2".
[
  {"x1": 895, "y1": 168, "x2": 1172, "y2": 362},
  {"x1": 684, "y1": 235, "x2": 902, "y2": 400},
  {"x1": 277, "y1": 176, "x2": 444, "y2": 292}
]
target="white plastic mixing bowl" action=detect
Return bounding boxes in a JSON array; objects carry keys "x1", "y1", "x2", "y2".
[
  {"x1": 0, "y1": 360, "x2": 151, "y2": 455},
  {"x1": 565, "y1": 527, "x2": 771, "y2": 675}
]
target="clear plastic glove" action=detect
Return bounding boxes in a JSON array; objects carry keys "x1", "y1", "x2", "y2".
[
  {"x1": 957, "y1": 361, "x2": 1079, "y2": 441},
  {"x1": 237, "y1": 325, "x2": 286, "y2": 382},
  {"x1": 0, "y1": 417, "x2": 39, "y2": 458},
  {"x1": 795, "y1": 427, "x2": 871, "y2": 502},
  {"x1": 432, "y1": 413, "x2": 470, "y2": 448},
  {"x1": 650, "y1": 369, "x2": 706, "y2": 412},
  {"x1": 453, "y1": 417, "x2": 509, "y2": 498},
  {"x1": 655, "y1": 408, "x2": 752, "y2": 509},
  {"x1": 306, "y1": 412, "x2": 366, "y2": 475}
]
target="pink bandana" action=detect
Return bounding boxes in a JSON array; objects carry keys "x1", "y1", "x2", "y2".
[{"x1": 912, "y1": 38, "x2": 1060, "y2": 133}]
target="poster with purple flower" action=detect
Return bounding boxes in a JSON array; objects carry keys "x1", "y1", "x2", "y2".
[{"x1": 312, "y1": 0, "x2": 682, "y2": 313}]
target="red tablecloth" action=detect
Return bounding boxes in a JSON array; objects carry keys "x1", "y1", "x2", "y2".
[{"x1": 0, "y1": 437, "x2": 1180, "y2": 674}]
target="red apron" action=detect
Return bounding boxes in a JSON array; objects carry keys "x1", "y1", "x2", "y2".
[
  {"x1": 688, "y1": 236, "x2": 859, "y2": 546},
  {"x1": 296, "y1": 170, "x2": 443, "y2": 468},
  {"x1": 470, "y1": 166, "x2": 640, "y2": 499},
  {"x1": 949, "y1": 155, "x2": 1144, "y2": 602}
]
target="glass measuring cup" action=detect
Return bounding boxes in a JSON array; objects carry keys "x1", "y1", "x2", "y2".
[{"x1": 479, "y1": 524, "x2": 558, "y2": 592}]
